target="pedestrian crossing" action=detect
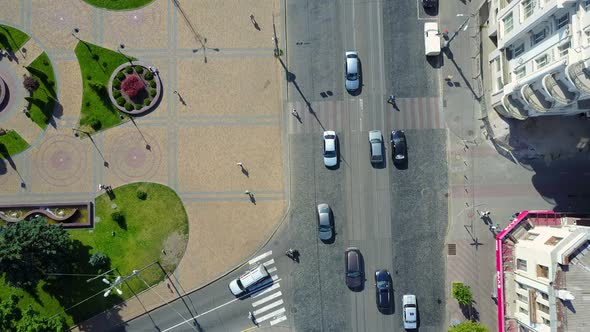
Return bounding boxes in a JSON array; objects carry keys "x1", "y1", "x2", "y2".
[
  {"x1": 249, "y1": 250, "x2": 288, "y2": 327},
  {"x1": 288, "y1": 97, "x2": 444, "y2": 134}
]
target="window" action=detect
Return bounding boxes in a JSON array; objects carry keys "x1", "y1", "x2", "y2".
[
  {"x1": 517, "y1": 282, "x2": 528, "y2": 290},
  {"x1": 532, "y1": 30, "x2": 546, "y2": 45},
  {"x1": 517, "y1": 293, "x2": 528, "y2": 303},
  {"x1": 540, "y1": 292, "x2": 549, "y2": 300},
  {"x1": 545, "y1": 236, "x2": 563, "y2": 245},
  {"x1": 515, "y1": 66, "x2": 527, "y2": 79},
  {"x1": 514, "y1": 43, "x2": 525, "y2": 57},
  {"x1": 519, "y1": 306, "x2": 529, "y2": 314},
  {"x1": 542, "y1": 317, "x2": 550, "y2": 325},
  {"x1": 537, "y1": 264, "x2": 549, "y2": 278},
  {"x1": 525, "y1": 232, "x2": 539, "y2": 240},
  {"x1": 536, "y1": 54, "x2": 549, "y2": 69},
  {"x1": 585, "y1": 0, "x2": 590, "y2": 11},
  {"x1": 538, "y1": 302, "x2": 549, "y2": 314},
  {"x1": 556, "y1": 14, "x2": 569, "y2": 30},
  {"x1": 504, "y1": 13, "x2": 514, "y2": 34},
  {"x1": 495, "y1": 58, "x2": 501, "y2": 72},
  {"x1": 496, "y1": 77, "x2": 504, "y2": 91},
  {"x1": 517, "y1": 259, "x2": 528, "y2": 271},
  {"x1": 522, "y1": 0, "x2": 536, "y2": 19}
]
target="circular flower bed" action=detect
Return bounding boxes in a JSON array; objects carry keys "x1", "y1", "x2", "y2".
[{"x1": 108, "y1": 62, "x2": 161, "y2": 115}]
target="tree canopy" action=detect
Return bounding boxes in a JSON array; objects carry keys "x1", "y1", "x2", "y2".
[
  {"x1": 449, "y1": 320, "x2": 490, "y2": 332},
  {"x1": 452, "y1": 282, "x2": 473, "y2": 306},
  {"x1": 0, "y1": 295, "x2": 67, "y2": 332},
  {"x1": 0, "y1": 216, "x2": 73, "y2": 289}
]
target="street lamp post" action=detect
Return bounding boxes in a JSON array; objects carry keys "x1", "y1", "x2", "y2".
[
  {"x1": 72, "y1": 128, "x2": 109, "y2": 167},
  {"x1": 124, "y1": 114, "x2": 151, "y2": 150},
  {"x1": 71, "y1": 28, "x2": 80, "y2": 41}
]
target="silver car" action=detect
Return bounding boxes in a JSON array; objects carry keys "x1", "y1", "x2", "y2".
[
  {"x1": 369, "y1": 130, "x2": 384, "y2": 164},
  {"x1": 317, "y1": 203, "x2": 333, "y2": 241},
  {"x1": 323, "y1": 131, "x2": 338, "y2": 167},
  {"x1": 345, "y1": 51, "x2": 360, "y2": 93}
]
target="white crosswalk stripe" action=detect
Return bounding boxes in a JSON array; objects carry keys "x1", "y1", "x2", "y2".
[{"x1": 247, "y1": 251, "x2": 289, "y2": 327}]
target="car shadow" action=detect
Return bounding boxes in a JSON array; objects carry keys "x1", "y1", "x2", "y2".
[{"x1": 426, "y1": 54, "x2": 442, "y2": 69}]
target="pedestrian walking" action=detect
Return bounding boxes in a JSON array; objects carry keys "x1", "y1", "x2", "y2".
[
  {"x1": 387, "y1": 95, "x2": 396, "y2": 104},
  {"x1": 236, "y1": 162, "x2": 243, "y2": 167},
  {"x1": 291, "y1": 109, "x2": 299, "y2": 117}
]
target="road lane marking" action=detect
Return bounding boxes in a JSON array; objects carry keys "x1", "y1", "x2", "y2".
[
  {"x1": 251, "y1": 282, "x2": 281, "y2": 298},
  {"x1": 252, "y1": 291, "x2": 282, "y2": 307},
  {"x1": 262, "y1": 259, "x2": 275, "y2": 267},
  {"x1": 255, "y1": 307, "x2": 286, "y2": 323},
  {"x1": 271, "y1": 275, "x2": 279, "y2": 281},
  {"x1": 270, "y1": 315, "x2": 287, "y2": 326},
  {"x1": 249, "y1": 251, "x2": 272, "y2": 265},
  {"x1": 253, "y1": 299, "x2": 283, "y2": 315},
  {"x1": 266, "y1": 266, "x2": 277, "y2": 273}
]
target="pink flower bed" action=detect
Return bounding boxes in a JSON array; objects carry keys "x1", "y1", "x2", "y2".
[{"x1": 121, "y1": 75, "x2": 145, "y2": 97}]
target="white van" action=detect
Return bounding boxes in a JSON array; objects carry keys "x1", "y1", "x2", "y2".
[
  {"x1": 228, "y1": 264, "x2": 270, "y2": 296},
  {"x1": 424, "y1": 22, "x2": 441, "y2": 56}
]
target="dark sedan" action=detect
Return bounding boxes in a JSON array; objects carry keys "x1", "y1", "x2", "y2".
[
  {"x1": 374, "y1": 269, "x2": 392, "y2": 310},
  {"x1": 345, "y1": 247, "x2": 363, "y2": 290},
  {"x1": 390, "y1": 130, "x2": 407, "y2": 164}
]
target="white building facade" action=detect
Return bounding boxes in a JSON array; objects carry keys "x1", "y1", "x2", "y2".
[{"x1": 487, "y1": 0, "x2": 590, "y2": 119}]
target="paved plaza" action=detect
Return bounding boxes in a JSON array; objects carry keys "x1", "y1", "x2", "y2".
[{"x1": 0, "y1": 0, "x2": 287, "y2": 329}]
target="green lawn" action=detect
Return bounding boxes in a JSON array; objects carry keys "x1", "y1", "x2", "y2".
[
  {"x1": 75, "y1": 42, "x2": 135, "y2": 133},
  {"x1": 26, "y1": 53, "x2": 57, "y2": 129},
  {"x1": 83, "y1": 0, "x2": 154, "y2": 10},
  {"x1": 0, "y1": 131, "x2": 29, "y2": 158},
  {"x1": 0, "y1": 182, "x2": 189, "y2": 326},
  {"x1": 0, "y1": 24, "x2": 30, "y2": 52}
]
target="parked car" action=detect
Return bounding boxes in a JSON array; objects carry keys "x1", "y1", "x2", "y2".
[
  {"x1": 323, "y1": 131, "x2": 338, "y2": 167},
  {"x1": 345, "y1": 51, "x2": 360, "y2": 93},
  {"x1": 390, "y1": 130, "x2": 407, "y2": 163},
  {"x1": 345, "y1": 247, "x2": 363, "y2": 290},
  {"x1": 424, "y1": 22, "x2": 441, "y2": 56},
  {"x1": 369, "y1": 130, "x2": 384, "y2": 164},
  {"x1": 402, "y1": 294, "x2": 418, "y2": 329},
  {"x1": 317, "y1": 203, "x2": 333, "y2": 241},
  {"x1": 374, "y1": 270, "x2": 392, "y2": 310}
]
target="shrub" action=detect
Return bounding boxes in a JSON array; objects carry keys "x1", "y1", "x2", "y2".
[
  {"x1": 136, "y1": 190, "x2": 147, "y2": 200},
  {"x1": 116, "y1": 96, "x2": 125, "y2": 106},
  {"x1": 144, "y1": 98, "x2": 151, "y2": 106},
  {"x1": 112, "y1": 90, "x2": 122, "y2": 99},
  {"x1": 23, "y1": 74, "x2": 39, "y2": 93},
  {"x1": 134, "y1": 66, "x2": 144, "y2": 74},
  {"x1": 113, "y1": 80, "x2": 121, "y2": 89},
  {"x1": 121, "y1": 75, "x2": 145, "y2": 97},
  {"x1": 144, "y1": 71, "x2": 154, "y2": 80},
  {"x1": 89, "y1": 252, "x2": 110, "y2": 268},
  {"x1": 89, "y1": 118, "x2": 101, "y2": 130},
  {"x1": 149, "y1": 80, "x2": 156, "y2": 88},
  {"x1": 88, "y1": 81, "x2": 107, "y2": 97},
  {"x1": 449, "y1": 321, "x2": 490, "y2": 332},
  {"x1": 86, "y1": 74, "x2": 92, "y2": 80},
  {"x1": 149, "y1": 89, "x2": 157, "y2": 97},
  {"x1": 43, "y1": 59, "x2": 49, "y2": 66},
  {"x1": 124, "y1": 102, "x2": 133, "y2": 111},
  {"x1": 134, "y1": 103, "x2": 142, "y2": 110},
  {"x1": 102, "y1": 61, "x2": 108, "y2": 68},
  {"x1": 85, "y1": 101, "x2": 91, "y2": 107},
  {"x1": 452, "y1": 282, "x2": 473, "y2": 306},
  {"x1": 116, "y1": 71, "x2": 126, "y2": 81},
  {"x1": 92, "y1": 54, "x2": 99, "y2": 60},
  {"x1": 125, "y1": 66, "x2": 133, "y2": 74},
  {"x1": 111, "y1": 211, "x2": 125, "y2": 227}
]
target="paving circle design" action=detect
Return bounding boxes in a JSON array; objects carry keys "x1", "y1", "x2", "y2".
[
  {"x1": 34, "y1": 135, "x2": 87, "y2": 187},
  {"x1": 108, "y1": 131, "x2": 161, "y2": 181}
]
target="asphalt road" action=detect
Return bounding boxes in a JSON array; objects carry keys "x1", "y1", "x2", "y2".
[{"x1": 124, "y1": 0, "x2": 448, "y2": 331}]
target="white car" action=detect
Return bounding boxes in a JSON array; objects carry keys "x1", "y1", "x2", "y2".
[
  {"x1": 424, "y1": 22, "x2": 441, "y2": 56},
  {"x1": 402, "y1": 294, "x2": 418, "y2": 329},
  {"x1": 345, "y1": 51, "x2": 360, "y2": 93},
  {"x1": 323, "y1": 131, "x2": 338, "y2": 167}
]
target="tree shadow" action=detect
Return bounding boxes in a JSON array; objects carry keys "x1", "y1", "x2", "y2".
[{"x1": 43, "y1": 240, "x2": 125, "y2": 326}]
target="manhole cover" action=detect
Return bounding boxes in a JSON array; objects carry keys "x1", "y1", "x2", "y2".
[{"x1": 448, "y1": 244, "x2": 457, "y2": 255}]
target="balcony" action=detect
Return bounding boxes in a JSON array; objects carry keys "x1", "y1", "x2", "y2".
[
  {"x1": 502, "y1": 93, "x2": 529, "y2": 119},
  {"x1": 543, "y1": 73, "x2": 578, "y2": 105},
  {"x1": 567, "y1": 60, "x2": 590, "y2": 95},
  {"x1": 521, "y1": 83, "x2": 553, "y2": 113}
]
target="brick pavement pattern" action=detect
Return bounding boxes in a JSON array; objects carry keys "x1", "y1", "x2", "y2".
[{"x1": 0, "y1": 0, "x2": 285, "y2": 330}]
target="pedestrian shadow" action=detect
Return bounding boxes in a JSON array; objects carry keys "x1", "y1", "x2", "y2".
[
  {"x1": 241, "y1": 167, "x2": 249, "y2": 177},
  {"x1": 442, "y1": 47, "x2": 481, "y2": 102}
]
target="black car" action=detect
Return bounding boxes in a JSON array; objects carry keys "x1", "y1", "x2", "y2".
[
  {"x1": 422, "y1": 0, "x2": 437, "y2": 8},
  {"x1": 390, "y1": 130, "x2": 407, "y2": 163},
  {"x1": 345, "y1": 247, "x2": 363, "y2": 290},
  {"x1": 374, "y1": 269, "x2": 392, "y2": 310}
]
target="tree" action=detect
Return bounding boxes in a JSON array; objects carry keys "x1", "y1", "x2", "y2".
[
  {"x1": 0, "y1": 216, "x2": 72, "y2": 289},
  {"x1": 89, "y1": 252, "x2": 109, "y2": 268},
  {"x1": 452, "y1": 282, "x2": 473, "y2": 306},
  {"x1": 0, "y1": 295, "x2": 22, "y2": 331},
  {"x1": 449, "y1": 320, "x2": 490, "y2": 332},
  {"x1": 16, "y1": 305, "x2": 68, "y2": 332},
  {"x1": 22, "y1": 74, "x2": 39, "y2": 93}
]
